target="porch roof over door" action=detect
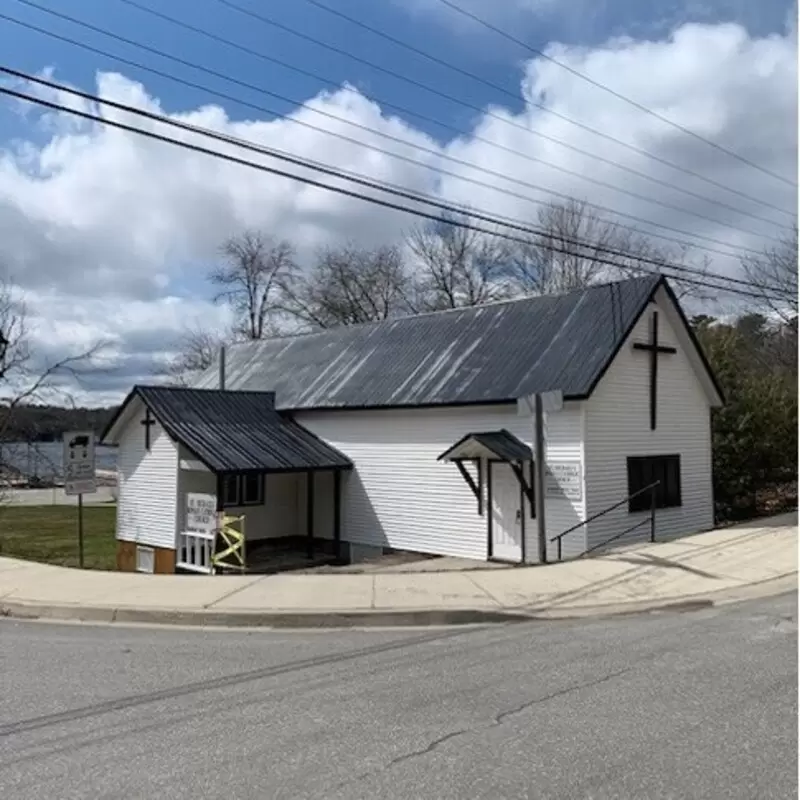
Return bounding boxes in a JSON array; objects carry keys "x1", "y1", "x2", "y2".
[
  {"x1": 101, "y1": 385, "x2": 353, "y2": 475},
  {"x1": 437, "y1": 429, "x2": 533, "y2": 463}
]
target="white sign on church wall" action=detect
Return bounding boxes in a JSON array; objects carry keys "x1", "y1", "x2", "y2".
[
  {"x1": 546, "y1": 460, "x2": 583, "y2": 501},
  {"x1": 186, "y1": 493, "x2": 218, "y2": 534}
]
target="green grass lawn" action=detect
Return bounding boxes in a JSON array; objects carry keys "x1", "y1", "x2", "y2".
[{"x1": 0, "y1": 504, "x2": 117, "y2": 570}]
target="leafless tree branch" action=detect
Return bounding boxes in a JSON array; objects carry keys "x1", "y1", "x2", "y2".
[
  {"x1": 279, "y1": 243, "x2": 414, "y2": 328},
  {"x1": 210, "y1": 229, "x2": 298, "y2": 339},
  {"x1": 1, "y1": 277, "x2": 106, "y2": 499},
  {"x1": 405, "y1": 211, "x2": 512, "y2": 310},
  {"x1": 741, "y1": 223, "x2": 798, "y2": 324}
]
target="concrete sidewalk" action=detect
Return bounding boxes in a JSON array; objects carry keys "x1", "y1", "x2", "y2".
[{"x1": 0, "y1": 513, "x2": 796, "y2": 628}]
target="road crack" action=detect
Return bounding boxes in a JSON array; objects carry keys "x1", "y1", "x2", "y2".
[{"x1": 325, "y1": 666, "x2": 633, "y2": 794}]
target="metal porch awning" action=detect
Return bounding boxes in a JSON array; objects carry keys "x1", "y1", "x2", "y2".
[
  {"x1": 437, "y1": 429, "x2": 533, "y2": 464},
  {"x1": 437, "y1": 429, "x2": 534, "y2": 515}
]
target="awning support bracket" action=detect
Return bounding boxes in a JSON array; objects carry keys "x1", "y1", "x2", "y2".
[
  {"x1": 509, "y1": 461, "x2": 534, "y2": 510},
  {"x1": 455, "y1": 459, "x2": 483, "y2": 516}
]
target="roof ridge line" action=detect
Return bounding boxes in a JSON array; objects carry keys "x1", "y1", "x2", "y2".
[{"x1": 225, "y1": 273, "x2": 664, "y2": 349}]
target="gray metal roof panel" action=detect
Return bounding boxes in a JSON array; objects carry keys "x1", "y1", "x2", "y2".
[
  {"x1": 194, "y1": 275, "x2": 663, "y2": 410},
  {"x1": 131, "y1": 386, "x2": 352, "y2": 473}
]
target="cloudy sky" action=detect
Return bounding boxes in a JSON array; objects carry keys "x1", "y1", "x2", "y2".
[{"x1": 0, "y1": 0, "x2": 797, "y2": 406}]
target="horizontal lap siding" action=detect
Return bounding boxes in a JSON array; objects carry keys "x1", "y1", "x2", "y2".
[
  {"x1": 297, "y1": 405, "x2": 585, "y2": 561},
  {"x1": 116, "y1": 407, "x2": 178, "y2": 550},
  {"x1": 298, "y1": 405, "x2": 535, "y2": 560},
  {"x1": 585, "y1": 296, "x2": 713, "y2": 550}
]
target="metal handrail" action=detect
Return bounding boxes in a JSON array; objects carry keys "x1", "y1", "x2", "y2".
[{"x1": 550, "y1": 480, "x2": 660, "y2": 561}]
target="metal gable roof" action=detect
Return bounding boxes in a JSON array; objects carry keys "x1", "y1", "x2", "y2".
[
  {"x1": 102, "y1": 386, "x2": 353, "y2": 474},
  {"x1": 194, "y1": 275, "x2": 665, "y2": 410}
]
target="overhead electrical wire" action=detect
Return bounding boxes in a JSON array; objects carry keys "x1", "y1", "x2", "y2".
[
  {"x1": 4, "y1": 6, "x2": 789, "y2": 260},
  {"x1": 117, "y1": 0, "x2": 795, "y2": 232},
  {"x1": 0, "y1": 12, "x2": 781, "y2": 263},
  {"x1": 300, "y1": 0, "x2": 796, "y2": 217},
  {"x1": 436, "y1": 0, "x2": 797, "y2": 188},
  {"x1": 0, "y1": 68, "x2": 787, "y2": 304}
]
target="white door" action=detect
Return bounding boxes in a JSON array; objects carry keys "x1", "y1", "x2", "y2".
[{"x1": 491, "y1": 463, "x2": 522, "y2": 562}]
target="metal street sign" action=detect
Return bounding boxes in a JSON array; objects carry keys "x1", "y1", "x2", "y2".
[{"x1": 63, "y1": 430, "x2": 97, "y2": 496}]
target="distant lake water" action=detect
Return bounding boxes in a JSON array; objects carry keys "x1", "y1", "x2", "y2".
[{"x1": 0, "y1": 441, "x2": 117, "y2": 479}]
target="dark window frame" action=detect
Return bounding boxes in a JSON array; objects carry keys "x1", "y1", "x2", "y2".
[
  {"x1": 627, "y1": 455, "x2": 682, "y2": 513},
  {"x1": 222, "y1": 474, "x2": 240, "y2": 508},
  {"x1": 221, "y1": 473, "x2": 264, "y2": 508},
  {"x1": 240, "y1": 473, "x2": 264, "y2": 506}
]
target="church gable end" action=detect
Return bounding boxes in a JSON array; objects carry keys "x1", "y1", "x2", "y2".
[{"x1": 583, "y1": 284, "x2": 716, "y2": 550}]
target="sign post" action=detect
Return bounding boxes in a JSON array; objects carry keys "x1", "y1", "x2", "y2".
[{"x1": 63, "y1": 430, "x2": 97, "y2": 569}]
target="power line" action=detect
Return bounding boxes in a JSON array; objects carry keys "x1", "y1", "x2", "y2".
[
  {"x1": 1, "y1": 63, "x2": 781, "y2": 288},
  {"x1": 1, "y1": 65, "x2": 788, "y2": 302},
  {"x1": 0, "y1": 12, "x2": 779, "y2": 257},
  {"x1": 300, "y1": 0, "x2": 796, "y2": 219},
  {"x1": 4, "y1": 10, "x2": 782, "y2": 260},
  {"x1": 436, "y1": 0, "x2": 797, "y2": 188},
  {"x1": 0, "y1": 69, "x2": 788, "y2": 303},
  {"x1": 111, "y1": 0, "x2": 795, "y2": 239}
]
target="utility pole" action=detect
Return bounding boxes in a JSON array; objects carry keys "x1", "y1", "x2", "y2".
[{"x1": 533, "y1": 393, "x2": 547, "y2": 563}]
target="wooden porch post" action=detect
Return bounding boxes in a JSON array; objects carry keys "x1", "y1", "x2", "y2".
[
  {"x1": 333, "y1": 469, "x2": 342, "y2": 560},
  {"x1": 306, "y1": 470, "x2": 315, "y2": 559}
]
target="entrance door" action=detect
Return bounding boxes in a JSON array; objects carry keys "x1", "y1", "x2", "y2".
[{"x1": 491, "y1": 462, "x2": 522, "y2": 562}]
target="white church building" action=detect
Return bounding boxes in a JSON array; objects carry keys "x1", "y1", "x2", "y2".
[{"x1": 102, "y1": 274, "x2": 724, "y2": 574}]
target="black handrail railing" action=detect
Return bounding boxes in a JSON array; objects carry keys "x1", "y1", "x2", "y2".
[{"x1": 549, "y1": 481, "x2": 660, "y2": 561}]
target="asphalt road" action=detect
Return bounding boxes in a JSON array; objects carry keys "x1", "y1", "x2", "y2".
[{"x1": 0, "y1": 594, "x2": 796, "y2": 800}]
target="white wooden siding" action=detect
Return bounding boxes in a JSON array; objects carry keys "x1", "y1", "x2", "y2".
[
  {"x1": 297, "y1": 403, "x2": 585, "y2": 562},
  {"x1": 584, "y1": 292, "x2": 714, "y2": 550},
  {"x1": 116, "y1": 401, "x2": 178, "y2": 550}
]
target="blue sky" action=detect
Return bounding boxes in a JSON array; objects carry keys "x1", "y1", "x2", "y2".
[
  {"x1": 2, "y1": 0, "x2": 794, "y2": 143},
  {"x1": 0, "y1": 0, "x2": 796, "y2": 403}
]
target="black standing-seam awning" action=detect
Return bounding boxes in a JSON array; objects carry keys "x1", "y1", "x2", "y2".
[
  {"x1": 437, "y1": 429, "x2": 534, "y2": 516},
  {"x1": 437, "y1": 429, "x2": 533, "y2": 464},
  {"x1": 101, "y1": 385, "x2": 353, "y2": 475}
]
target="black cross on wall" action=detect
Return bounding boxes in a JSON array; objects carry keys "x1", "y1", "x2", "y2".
[
  {"x1": 141, "y1": 408, "x2": 156, "y2": 450},
  {"x1": 633, "y1": 310, "x2": 677, "y2": 430}
]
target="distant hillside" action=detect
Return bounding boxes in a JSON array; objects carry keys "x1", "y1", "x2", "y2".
[{"x1": 0, "y1": 403, "x2": 118, "y2": 443}]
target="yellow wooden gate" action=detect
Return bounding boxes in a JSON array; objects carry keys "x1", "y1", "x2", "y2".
[{"x1": 211, "y1": 513, "x2": 246, "y2": 574}]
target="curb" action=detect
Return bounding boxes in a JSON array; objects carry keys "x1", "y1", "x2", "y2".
[
  {"x1": 2, "y1": 573, "x2": 795, "y2": 630},
  {"x1": 0, "y1": 602, "x2": 533, "y2": 628}
]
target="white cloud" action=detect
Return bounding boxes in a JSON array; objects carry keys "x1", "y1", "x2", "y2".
[{"x1": 0, "y1": 20, "x2": 796, "y2": 405}]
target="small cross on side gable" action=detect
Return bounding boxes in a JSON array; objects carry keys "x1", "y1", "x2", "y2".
[{"x1": 140, "y1": 407, "x2": 157, "y2": 451}]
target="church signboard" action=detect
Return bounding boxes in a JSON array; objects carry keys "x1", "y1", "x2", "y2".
[
  {"x1": 186, "y1": 493, "x2": 218, "y2": 536},
  {"x1": 545, "y1": 460, "x2": 583, "y2": 501}
]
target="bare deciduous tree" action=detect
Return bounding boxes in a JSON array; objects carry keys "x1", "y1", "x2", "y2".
[
  {"x1": 508, "y1": 198, "x2": 716, "y2": 302},
  {"x1": 280, "y1": 243, "x2": 412, "y2": 329},
  {"x1": 1, "y1": 277, "x2": 105, "y2": 509},
  {"x1": 741, "y1": 223, "x2": 798, "y2": 324},
  {"x1": 210, "y1": 230, "x2": 297, "y2": 339},
  {"x1": 161, "y1": 326, "x2": 227, "y2": 387},
  {"x1": 405, "y1": 212, "x2": 511, "y2": 311},
  {"x1": 509, "y1": 199, "x2": 627, "y2": 295}
]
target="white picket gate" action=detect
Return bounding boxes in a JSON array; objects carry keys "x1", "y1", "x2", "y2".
[{"x1": 176, "y1": 531, "x2": 215, "y2": 574}]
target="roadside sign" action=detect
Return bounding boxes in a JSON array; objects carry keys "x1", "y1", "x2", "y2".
[{"x1": 63, "y1": 430, "x2": 97, "y2": 496}]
